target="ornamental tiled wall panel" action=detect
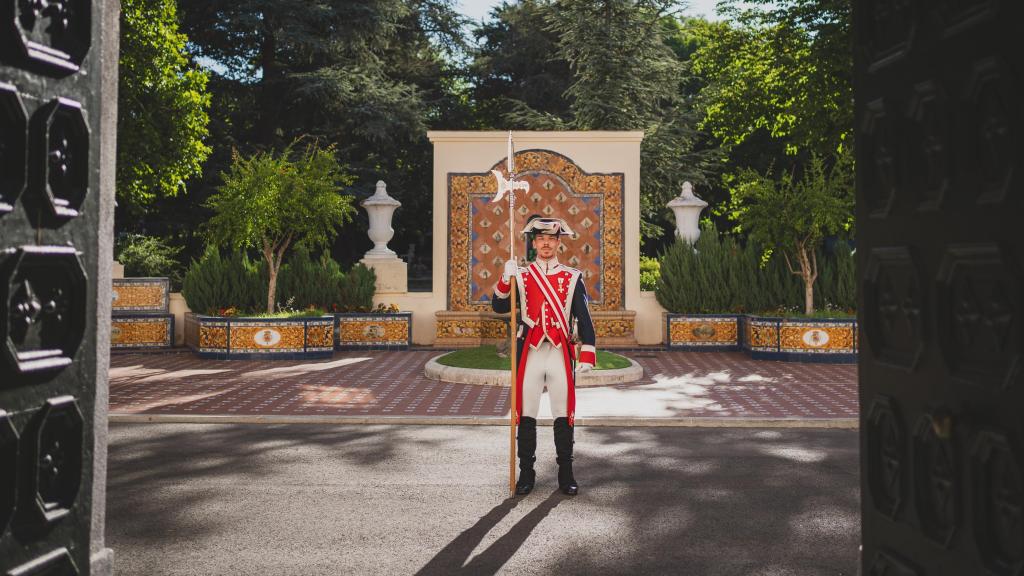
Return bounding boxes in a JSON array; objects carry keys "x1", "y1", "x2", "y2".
[
  {"x1": 111, "y1": 278, "x2": 169, "y2": 314},
  {"x1": 110, "y1": 315, "x2": 173, "y2": 349},
  {"x1": 229, "y1": 323, "x2": 306, "y2": 353},
  {"x1": 592, "y1": 310, "x2": 637, "y2": 347},
  {"x1": 448, "y1": 150, "x2": 624, "y2": 312},
  {"x1": 184, "y1": 314, "x2": 333, "y2": 359},
  {"x1": 744, "y1": 317, "x2": 780, "y2": 352},
  {"x1": 667, "y1": 315, "x2": 741, "y2": 350},
  {"x1": 779, "y1": 322, "x2": 857, "y2": 354},
  {"x1": 434, "y1": 311, "x2": 509, "y2": 348},
  {"x1": 335, "y1": 313, "x2": 412, "y2": 349},
  {"x1": 741, "y1": 316, "x2": 858, "y2": 362}
]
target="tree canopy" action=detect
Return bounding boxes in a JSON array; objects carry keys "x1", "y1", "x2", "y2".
[
  {"x1": 204, "y1": 141, "x2": 357, "y2": 313},
  {"x1": 117, "y1": 0, "x2": 211, "y2": 214},
  {"x1": 121, "y1": 0, "x2": 856, "y2": 296},
  {"x1": 691, "y1": 0, "x2": 852, "y2": 156},
  {"x1": 727, "y1": 150, "x2": 854, "y2": 314},
  {"x1": 470, "y1": 0, "x2": 719, "y2": 241}
]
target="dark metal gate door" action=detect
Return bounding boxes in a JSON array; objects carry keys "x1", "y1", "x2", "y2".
[
  {"x1": 1, "y1": 0, "x2": 116, "y2": 574},
  {"x1": 856, "y1": 1, "x2": 1023, "y2": 574}
]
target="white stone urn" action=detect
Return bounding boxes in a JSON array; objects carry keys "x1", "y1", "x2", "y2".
[
  {"x1": 667, "y1": 182, "x2": 708, "y2": 245},
  {"x1": 361, "y1": 180, "x2": 402, "y2": 258}
]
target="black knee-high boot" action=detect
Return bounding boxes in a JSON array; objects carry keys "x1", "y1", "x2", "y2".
[
  {"x1": 553, "y1": 417, "x2": 579, "y2": 495},
  {"x1": 516, "y1": 417, "x2": 537, "y2": 495}
]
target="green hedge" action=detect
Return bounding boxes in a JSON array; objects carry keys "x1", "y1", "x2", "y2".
[
  {"x1": 654, "y1": 224, "x2": 855, "y2": 315},
  {"x1": 181, "y1": 247, "x2": 263, "y2": 315},
  {"x1": 182, "y1": 246, "x2": 377, "y2": 315}
]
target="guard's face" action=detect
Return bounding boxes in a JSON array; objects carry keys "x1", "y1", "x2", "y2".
[{"x1": 532, "y1": 234, "x2": 560, "y2": 260}]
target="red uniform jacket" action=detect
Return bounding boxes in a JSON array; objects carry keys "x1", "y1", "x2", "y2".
[{"x1": 492, "y1": 258, "x2": 596, "y2": 426}]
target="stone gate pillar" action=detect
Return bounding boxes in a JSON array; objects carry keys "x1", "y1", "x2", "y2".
[{"x1": 1, "y1": 0, "x2": 119, "y2": 573}]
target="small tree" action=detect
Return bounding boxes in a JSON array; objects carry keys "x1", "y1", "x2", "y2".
[
  {"x1": 204, "y1": 140, "x2": 356, "y2": 313},
  {"x1": 728, "y1": 151, "x2": 854, "y2": 314}
]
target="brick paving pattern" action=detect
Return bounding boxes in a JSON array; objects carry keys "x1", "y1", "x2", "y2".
[{"x1": 109, "y1": 350, "x2": 858, "y2": 420}]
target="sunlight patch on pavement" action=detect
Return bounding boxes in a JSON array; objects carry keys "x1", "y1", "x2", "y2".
[
  {"x1": 244, "y1": 357, "x2": 372, "y2": 378},
  {"x1": 122, "y1": 390, "x2": 231, "y2": 412},
  {"x1": 736, "y1": 373, "x2": 777, "y2": 383},
  {"x1": 758, "y1": 445, "x2": 829, "y2": 463},
  {"x1": 299, "y1": 385, "x2": 376, "y2": 405},
  {"x1": 109, "y1": 366, "x2": 166, "y2": 380},
  {"x1": 136, "y1": 368, "x2": 231, "y2": 383},
  {"x1": 572, "y1": 373, "x2": 736, "y2": 417},
  {"x1": 789, "y1": 502, "x2": 858, "y2": 538}
]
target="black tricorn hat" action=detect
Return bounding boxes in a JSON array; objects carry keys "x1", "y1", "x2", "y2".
[{"x1": 521, "y1": 216, "x2": 576, "y2": 237}]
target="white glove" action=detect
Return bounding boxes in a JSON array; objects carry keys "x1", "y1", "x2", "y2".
[
  {"x1": 576, "y1": 362, "x2": 593, "y2": 373},
  {"x1": 502, "y1": 260, "x2": 519, "y2": 282}
]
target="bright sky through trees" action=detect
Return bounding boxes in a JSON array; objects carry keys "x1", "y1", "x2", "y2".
[{"x1": 457, "y1": 0, "x2": 725, "y2": 22}]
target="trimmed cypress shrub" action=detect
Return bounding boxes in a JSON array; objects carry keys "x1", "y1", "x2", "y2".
[
  {"x1": 181, "y1": 247, "x2": 262, "y2": 315},
  {"x1": 337, "y1": 264, "x2": 376, "y2": 312},
  {"x1": 276, "y1": 246, "x2": 345, "y2": 310},
  {"x1": 655, "y1": 225, "x2": 853, "y2": 315}
]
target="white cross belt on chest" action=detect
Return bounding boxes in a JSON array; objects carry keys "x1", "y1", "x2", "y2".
[{"x1": 527, "y1": 262, "x2": 570, "y2": 342}]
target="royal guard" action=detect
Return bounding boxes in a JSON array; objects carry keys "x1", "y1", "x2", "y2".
[{"x1": 492, "y1": 216, "x2": 596, "y2": 496}]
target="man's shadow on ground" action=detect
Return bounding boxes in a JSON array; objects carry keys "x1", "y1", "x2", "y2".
[{"x1": 414, "y1": 490, "x2": 564, "y2": 576}]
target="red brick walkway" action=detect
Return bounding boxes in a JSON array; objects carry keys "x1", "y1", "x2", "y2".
[{"x1": 109, "y1": 350, "x2": 858, "y2": 421}]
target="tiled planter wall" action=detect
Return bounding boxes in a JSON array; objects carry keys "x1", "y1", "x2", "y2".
[
  {"x1": 665, "y1": 314, "x2": 741, "y2": 351},
  {"x1": 111, "y1": 278, "x2": 173, "y2": 349},
  {"x1": 111, "y1": 315, "x2": 173, "y2": 349},
  {"x1": 741, "y1": 316, "x2": 857, "y2": 363},
  {"x1": 666, "y1": 313, "x2": 857, "y2": 363},
  {"x1": 335, "y1": 312, "x2": 413, "y2": 350},
  {"x1": 184, "y1": 313, "x2": 334, "y2": 359}
]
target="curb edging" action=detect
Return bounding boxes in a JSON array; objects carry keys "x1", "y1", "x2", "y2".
[
  {"x1": 109, "y1": 413, "x2": 858, "y2": 429},
  {"x1": 422, "y1": 354, "x2": 645, "y2": 387}
]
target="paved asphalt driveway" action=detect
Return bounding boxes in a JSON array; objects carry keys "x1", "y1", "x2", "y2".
[{"x1": 106, "y1": 424, "x2": 860, "y2": 576}]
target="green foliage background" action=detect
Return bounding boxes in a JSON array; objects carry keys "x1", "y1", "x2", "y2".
[
  {"x1": 118, "y1": 0, "x2": 211, "y2": 214},
  {"x1": 181, "y1": 247, "x2": 376, "y2": 315},
  {"x1": 655, "y1": 224, "x2": 855, "y2": 315},
  {"x1": 115, "y1": 234, "x2": 185, "y2": 288},
  {"x1": 119, "y1": 0, "x2": 854, "y2": 312}
]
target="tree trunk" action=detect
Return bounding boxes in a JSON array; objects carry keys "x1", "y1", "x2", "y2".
[
  {"x1": 267, "y1": 265, "x2": 278, "y2": 314},
  {"x1": 803, "y1": 272, "x2": 814, "y2": 316},
  {"x1": 797, "y1": 243, "x2": 818, "y2": 316}
]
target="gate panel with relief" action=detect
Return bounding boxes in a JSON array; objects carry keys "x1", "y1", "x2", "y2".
[
  {"x1": 856, "y1": 1, "x2": 1023, "y2": 574},
  {"x1": 1, "y1": 0, "x2": 115, "y2": 574}
]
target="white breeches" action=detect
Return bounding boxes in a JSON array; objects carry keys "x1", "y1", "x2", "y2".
[{"x1": 521, "y1": 341, "x2": 568, "y2": 419}]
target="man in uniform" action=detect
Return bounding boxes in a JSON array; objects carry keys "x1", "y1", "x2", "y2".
[{"x1": 492, "y1": 216, "x2": 596, "y2": 496}]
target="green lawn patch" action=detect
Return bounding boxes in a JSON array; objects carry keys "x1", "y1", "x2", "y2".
[{"x1": 436, "y1": 345, "x2": 631, "y2": 371}]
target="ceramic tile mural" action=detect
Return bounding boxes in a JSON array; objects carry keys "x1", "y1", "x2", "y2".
[
  {"x1": 745, "y1": 318, "x2": 781, "y2": 352},
  {"x1": 184, "y1": 314, "x2": 334, "y2": 358},
  {"x1": 336, "y1": 313, "x2": 412, "y2": 349},
  {"x1": 229, "y1": 323, "x2": 309, "y2": 353},
  {"x1": 779, "y1": 323, "x2": 856, "y2": 354},
  {"x1": 448, "y1": 150, "x2": 624, "y2": 312},
  {"x1": 435, "y1": 317, "x2": 509, "y2": 341},
  {"x1": 110, "y1": 316, "x2": 173, "y2": 348},
  {"x1": 668, "y1": 316, "x2": 740, "y2": 348},
  {"x1": 738, "y1": 316, "x2": 857, "y2": 362},
  {"x1": 111, "y1": 278, "x2": 169, "y2": 313}
]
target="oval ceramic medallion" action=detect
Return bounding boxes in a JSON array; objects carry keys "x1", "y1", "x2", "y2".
[
  {"x1": 111, "y1": 289, "x2": 119, "y2": 302},
  {"x1": 802, "y1": 329, "x2": 830, "y2": 347},
  {"x1": 254, "y1": 328, "x2": 282, "y2": 347},
  {"x1": 692, "y1": 323, "x2": 716, "y2": 339},
  {"x1": 363, "y1": 325, "x2": 385, "y2": 339}
]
